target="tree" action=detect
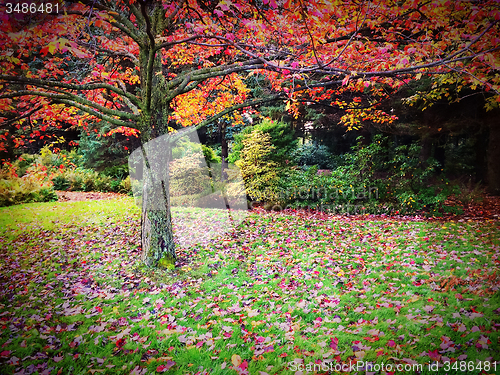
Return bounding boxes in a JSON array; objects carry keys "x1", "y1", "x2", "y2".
[{"x1": 1, "y1": 0, "x2": 499, "y2": 266}]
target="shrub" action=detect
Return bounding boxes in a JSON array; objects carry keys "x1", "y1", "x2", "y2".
[
  {"x1": 273, "y1": 134, "x2": 459, "y2": 214},
  {"x1": 102, "y1": 164, "x2": 129, "y2": 179},
  {"x1": 52, "y1": 174, "x2": 70, "y2": 191},
  {"x1": 0, "y1": 165, "x2": 57, "y2": 207},
  {"x1": 13, "y1": 154, "x2": 37, "y2": 177},
  {"x1": 169, "y1": 153, "x2": 212, "y2": 196},
  {"x1": 235, "y1": 129, "x2": 280, "y2": 202},
  {"x1": 94, "y1": 174, "x2": 113, "y2": 192},
  {"x1": 78, "y1": 123, "x2": 137, "y2": 170},
  {"x1": 252, "y1": 118, "x2": 297, "y2": 163},
  {"x1": 202, "y1": 144, "x2": 221, "y2": 165},
  {"x1": 292, "y1": 143, "x2": 332, "y2": 169},
  {"x1": 229, "y1": 118, "x2": 297, "y2": 163},
  {"x1": 119, "y1": 176, "x2": 133, "y2": 195}
]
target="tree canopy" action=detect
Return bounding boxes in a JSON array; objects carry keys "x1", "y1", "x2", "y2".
[{"x1": 1, "y1": 0, "x2": 499, "y2": 145}]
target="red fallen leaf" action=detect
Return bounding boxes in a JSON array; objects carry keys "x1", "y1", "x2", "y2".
[
  {"x1": 330, "y1": 337, "x2": 339, "y2": 350},
  {"x1": 455, "y1": 293, "x2": 463, "y2": 300},
  {"x1": 157, "y1": 360, "x2": 176, "y2": 372},
  {"x1": 387, "y1": 340, "x2": 396, "y2": 347},
  {"x1": 0, "y1": 350, "x2": 10, "y2": 357},
  {"x1": 278, "y1": 353, "x2": 288, "y2": 357},
  {"x1": 428, "y1": 349, "x2": 441, "y2": 361},
  {"x1": 239, "y1": 360, "x2": 248, "y2": 370},
  {"x1": 95, "y1": 306, "x2": 102, "y2": 313},
  {"x1": 116, "y1": 338, "x2": 126, "y2": 348},
  {"x1": 363, "y1": 336, "x2": 380, "y2": 342}
]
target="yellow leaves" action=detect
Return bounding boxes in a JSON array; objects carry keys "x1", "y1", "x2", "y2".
[
  {"x1": 158, "y1": 328, "x2": 178, "y2": 335},
  {"x1": 47, "y1": 42, "x2": 57, "y2": 54},
  {"x1": 251, "y1": 320, "x2": 265, "y2": 328},
  {"x1": 231, "y1": 354, "x2": 242, "y2": 367},
  {"x1": 408, "y1": 294, "x2": 419, "y2": 303}
]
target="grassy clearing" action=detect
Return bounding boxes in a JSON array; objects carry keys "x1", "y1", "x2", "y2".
[{"x1": 0, "y1": 199, "x2": 499, "y2": 374}]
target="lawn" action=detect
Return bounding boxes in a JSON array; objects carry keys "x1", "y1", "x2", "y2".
[{"x1": 0, "y1": 198, "x2": 499, "y2": 375}]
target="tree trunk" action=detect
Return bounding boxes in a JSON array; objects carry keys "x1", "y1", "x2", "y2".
[{"x1": 140, "y1": 169, "x2": 176, "y2": 267}]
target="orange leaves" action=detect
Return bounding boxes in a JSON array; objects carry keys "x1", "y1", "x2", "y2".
[
  {"x1": 39, "y1": 38, "x2": 87, "y2": 59},
  {"x1": 172, "y1": 73, "x2": 249, "y2": 127},
  {"x1": 104, "y1": 127, "x2": 140, "y2": 138}
]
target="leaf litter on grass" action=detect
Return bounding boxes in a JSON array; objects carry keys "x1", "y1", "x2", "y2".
[{"x1": 0, "y1": 199, "x2": 499, "y2": 374}]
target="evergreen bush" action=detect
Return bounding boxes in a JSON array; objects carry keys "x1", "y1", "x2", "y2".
[
  {"x1": 235, "y1": 129, "x2": 280, "y2": 202},
  {"x1": 292, "y1": 143, "x2": 333, "y2": 169}
]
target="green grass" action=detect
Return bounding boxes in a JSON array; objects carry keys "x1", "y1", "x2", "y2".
[{"x1": 0, "y1": 199, "x2": 500, "y2": 374}]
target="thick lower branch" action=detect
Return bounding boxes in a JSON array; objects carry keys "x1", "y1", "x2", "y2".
[
  {"x1": 0, "y1": 75, "x2": 142, "y2": 108},
  {"x1": 0, "y1": 90, "x2": 139, "y2": 122}
]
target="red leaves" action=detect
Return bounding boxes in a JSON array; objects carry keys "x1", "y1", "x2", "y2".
[
  {"x1": 156, "y1": 361, "x2": 175, "y2": 372},
  {"x1": 329, "y1": 337, "x2": 338, "y2": 350},
  {"x1": 428, "y1": 349, "x2": 441, "y2": 361}
]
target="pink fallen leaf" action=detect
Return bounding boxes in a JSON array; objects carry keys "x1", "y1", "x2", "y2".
[
  {"x1": 423, "y1": 305, "x2": 434, "y2": 313},
  {"x1": 156, "y1": 361, "x2": 175, "y2": 372},
  {"x1": 330, "y1": 337, "x2": 338, "y2": 350},
  {"x1": 7, "y1": 356, "x2": 19, "y2": 365}
]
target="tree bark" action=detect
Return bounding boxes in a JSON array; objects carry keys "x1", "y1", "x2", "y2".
[{"x1": 140, "y1": 172, "x2": 176, "y2": 267}]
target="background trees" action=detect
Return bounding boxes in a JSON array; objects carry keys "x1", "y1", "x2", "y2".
[{"x1": 1, "y1": 0, "x2": 499, "y2": 266}]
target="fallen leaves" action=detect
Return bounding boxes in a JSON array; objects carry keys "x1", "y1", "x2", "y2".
[
  {"x1": 156, "y1": 360, "x2": 175, "y2": 372},
  {"x1": 0, "y1": 201, "x2": 499, "y2": 373}
]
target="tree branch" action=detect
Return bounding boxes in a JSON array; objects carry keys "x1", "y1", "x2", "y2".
[
  {"x1": 0, "y1": 90, "x2": 139, "y2": 122},
  {"x1": 0, "y1": 75, "x2": 142, "y2": 108},
  {"x1": 0, "y1": 105, "x2": 43, "y2": 128},
  {"x1": 75, "y1": 0, "x2": 145, "y2": 48}
]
